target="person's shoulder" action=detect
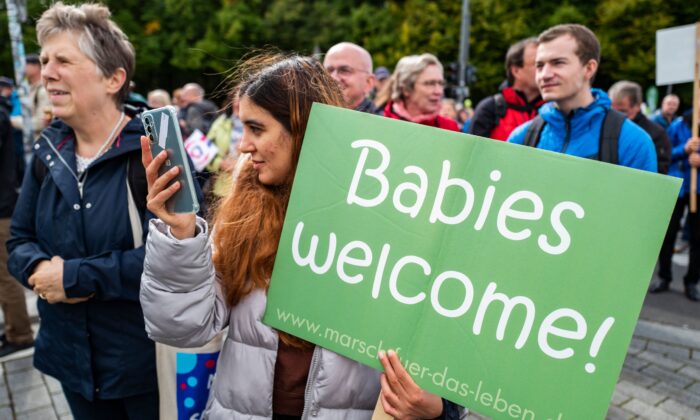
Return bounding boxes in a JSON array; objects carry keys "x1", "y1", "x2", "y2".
[
  {"x1": 473, "y1": 94, "x2": 497, "y2": 113},
  {"x1": 618, "y1": 119, "x2": 656, "y2": 170},
  {"x1": 640, "y1": 115, "x2": 666, "y2": 139},
  {"x1": 668, "y1": 116, "x2": 686, "y2": 129},
  {"x1": 469, "y1": 94, "x2": 499, "y2": 135},
  {"x1": 619, "y1": 118, "x2": 653, "y2": 143},
  {"x1": 438, "y1": 116, "x2": 460, "y2": 131},
  {"x1": 507, "y1": 119, "x2": 534, "y2": 144},
  {"x1": 200, "y1": 99, "x2": 219, "y2": 112},
  {"x1": 666, "y1": 117, "x2": 687, "y2": 136}
]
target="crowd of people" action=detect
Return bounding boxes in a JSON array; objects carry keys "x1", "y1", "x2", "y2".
[{"x1": 0, "y1": 1, "x2": 697, "y2": 420}]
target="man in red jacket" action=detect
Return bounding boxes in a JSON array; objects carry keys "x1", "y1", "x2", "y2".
[{"x1": 470, "y1": 38, "x2": 544, "y2": 140}]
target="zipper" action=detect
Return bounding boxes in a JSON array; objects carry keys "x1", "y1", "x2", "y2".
[
  {"x1": 42, "y1": 133, "x2": 80, "y2": 183},
  {"x1": 41, "y1": 133, "x2": 101, "y2": 199},
  {"x1": 560, "y1": 112, "x2": 573, "y2": 154},
  {"x1": 41, "y1": 133, "x2": 91, "y2": 198},
  {"x1": 301, "y1": 346, "x2": 321, "y2": 420}
]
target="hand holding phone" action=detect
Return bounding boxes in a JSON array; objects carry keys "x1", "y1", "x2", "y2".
[
  {"x1": 142, "y1": 107, "x2": 200, "y2": 214},
  {"x1": 140, "y1": 107, "x2": 199, "y2": 239}
]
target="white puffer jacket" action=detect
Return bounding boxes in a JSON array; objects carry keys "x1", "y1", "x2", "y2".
[{"x1": 140, "y1": 218, "x2": 381, "y2": 419}]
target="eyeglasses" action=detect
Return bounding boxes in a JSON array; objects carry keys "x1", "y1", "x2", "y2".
[
  {"x1": 325, "y1": 65, "x2": 368, "y2": 77},
  {"x1": 418, "y1": 80, "x2": 446, "y2": 88}
]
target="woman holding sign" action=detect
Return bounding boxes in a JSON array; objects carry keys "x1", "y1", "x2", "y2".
[{"x1": 140, "y1": 54, "x2": 456, "y2": 419}]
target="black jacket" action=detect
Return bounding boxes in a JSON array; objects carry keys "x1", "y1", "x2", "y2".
[
  {"x1": 355, "y1": 97, "x2": 383, "y2": 115},
  {"x1": 0, "y1": 95, "x2": 17, "y2": 218},
  {"x1": 632, "y1": 112, "x2": 671, "y2": 174}
]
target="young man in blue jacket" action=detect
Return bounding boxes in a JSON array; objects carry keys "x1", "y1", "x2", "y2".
[{"x1": 508, "y1": 24, "x2": 657, "y2": 172}]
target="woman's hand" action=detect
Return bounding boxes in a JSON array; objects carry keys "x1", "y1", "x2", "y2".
[
  {"x1": 29, "y1": 256, "x2": 90, "y2": 304},
  {"x1": 141, "y1": 136, "x2": 196, "y2": 239},
  {"x1": 379, "y1": 350, "x2": 443, "y2": 419}
]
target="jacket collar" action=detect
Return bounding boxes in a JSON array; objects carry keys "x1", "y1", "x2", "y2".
[
  {"x1": 538, "y1": 88, "x2": 610, "y2": 131},
  {"x1": 354, "y1": 97, "x2": 379, "y2": 114},
  {"x1": 501, "y1": 86, "x2": 544, "y2": 109},
  {"x1": 39, "y1": 116, "x2": 143, "y2": 159}
]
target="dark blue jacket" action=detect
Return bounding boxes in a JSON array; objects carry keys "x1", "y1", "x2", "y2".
[
  {"x1": 667, "y1": 113, "x2": 697, "y2": 196},
  {"x1": 508, "y1": 89, "x2": 657, "y2": 172},
  {"x1": 6, "y1": 116, "x2": 156, "y2": 401}
]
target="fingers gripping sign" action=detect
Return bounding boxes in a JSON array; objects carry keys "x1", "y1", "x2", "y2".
[
  {"x1": 685, "y1": 137, "x2": 700, "y2": 154},
  {"x1": 378, "y1": 350, "x2": 443, "y2": 419},
  {"x1": 140, "y1": 136, "x2": 196, "y2": 239}
]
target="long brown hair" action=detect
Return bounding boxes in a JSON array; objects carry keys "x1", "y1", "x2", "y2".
[{"x1": 211, "y1": 54, "x2": 343, "y2": 347}]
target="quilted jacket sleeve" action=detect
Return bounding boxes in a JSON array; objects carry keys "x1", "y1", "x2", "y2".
[{"x1": 140, "y1": 217, "x2": 231, "y2": 348}]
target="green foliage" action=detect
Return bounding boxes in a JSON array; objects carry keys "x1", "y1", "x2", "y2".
[{"x1": 1, "y1": 0, "x2": 698, "y2": 105}]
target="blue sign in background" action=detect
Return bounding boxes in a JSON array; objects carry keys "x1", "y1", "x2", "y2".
[{"x1": 176, "y1": 352, "x2": 219, "y2": 420}]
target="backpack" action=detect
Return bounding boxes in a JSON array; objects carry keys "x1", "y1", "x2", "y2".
[
  {"x1": 493, "y1": 93, "x2": 508, "y2": 125},
  {"x1": 492, "y1": 92, "x2": 541, "y2": 126},
  {"x1": 522, "y1": 109, "x2": 626, "y2": 164}
]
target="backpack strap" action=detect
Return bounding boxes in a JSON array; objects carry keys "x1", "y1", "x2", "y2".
[
  {"x1": 523, "y1": 116, "x2": 546, "y2": 147},
  {"x1": 126, "y1": 159, "x2": 143, "y2": 248},
  {"x1": 598, "y1": 110, "x2": 624, "y2": 164},
  {"x1": 126, "y1": 152, "x2": 148, "y2": 248},
  {"x1": 493, "y1": 93, "x2": 507, "y2": 127},
  {"x1": 127, "y1": 151, "x2": 148, "y2": 217}
]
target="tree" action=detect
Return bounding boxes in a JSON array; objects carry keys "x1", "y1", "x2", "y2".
[{"x1": 2, "y1": 0, "x2": 699, "y2": 106}]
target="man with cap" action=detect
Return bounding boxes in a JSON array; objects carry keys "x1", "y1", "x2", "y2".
[
  {"x1": 324, "y1": 42, "x2": 381, "y2": 114},
  {"x1": 373, "y1": 66, "x2": 391, "y2": 99}
]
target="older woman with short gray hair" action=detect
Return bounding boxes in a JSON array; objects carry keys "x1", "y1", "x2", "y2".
[
  {"x1": 382, "y1": 53, "x2": 459, "y2": 131},
  {"x1": 7, "y1": 2, "x2": 157, "y2": 419}
]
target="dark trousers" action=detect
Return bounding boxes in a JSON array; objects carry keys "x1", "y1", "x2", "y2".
[
  {"x1": 62, "y1": 386, "x2": 158, "y2": 420},
  {"x1": 658, "y1": 194, "x2": 700, "y2": 286}
]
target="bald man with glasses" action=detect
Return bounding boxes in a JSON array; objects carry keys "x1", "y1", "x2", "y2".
[{"x1": 324, "y1": 42, "x2": 381, "y2": 114}]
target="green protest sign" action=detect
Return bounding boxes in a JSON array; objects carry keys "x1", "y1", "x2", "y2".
[{"x1": 263, "y1": 104, "x2": 681, "y2": 419}]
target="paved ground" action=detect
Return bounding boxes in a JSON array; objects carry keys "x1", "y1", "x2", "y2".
[
  {"x1": 640, "y1": 250, "x2": 700, "y2": 330},
  {"x1": 0, "y1": 293, "x2": 72, "y2": 420},
  {"x1": 0, "y1": 250, "x2": 698, "y2": 419}
]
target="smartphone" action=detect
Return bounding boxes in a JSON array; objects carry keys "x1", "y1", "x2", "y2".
[{"x1": 142, "y1": 106, "x2": 200, "y2": 214}]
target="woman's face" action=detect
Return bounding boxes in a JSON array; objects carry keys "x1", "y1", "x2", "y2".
[
  {"x1": 238, "y1": 95, "x2": 294, "y2": 186},
  {"x1": 40, "y1": 31, "x2": 121, "y2": 124},
  {"x1": 403, "y1": 64, "x2": 444, "y2": 115}
]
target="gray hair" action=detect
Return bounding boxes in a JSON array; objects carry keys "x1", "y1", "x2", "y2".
[
  {"x1": 36, "y1": 2, "x2": 135, "y2": 106},
  {"x1": 608, "y1": 80, "x2": 642, "y2": 106},
  {"x1": 391, "y1": 53, "x2": 443, "y2": 101},
  {"x1": 147, "y1": 89, "x2": 172, "y2": 107}
]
